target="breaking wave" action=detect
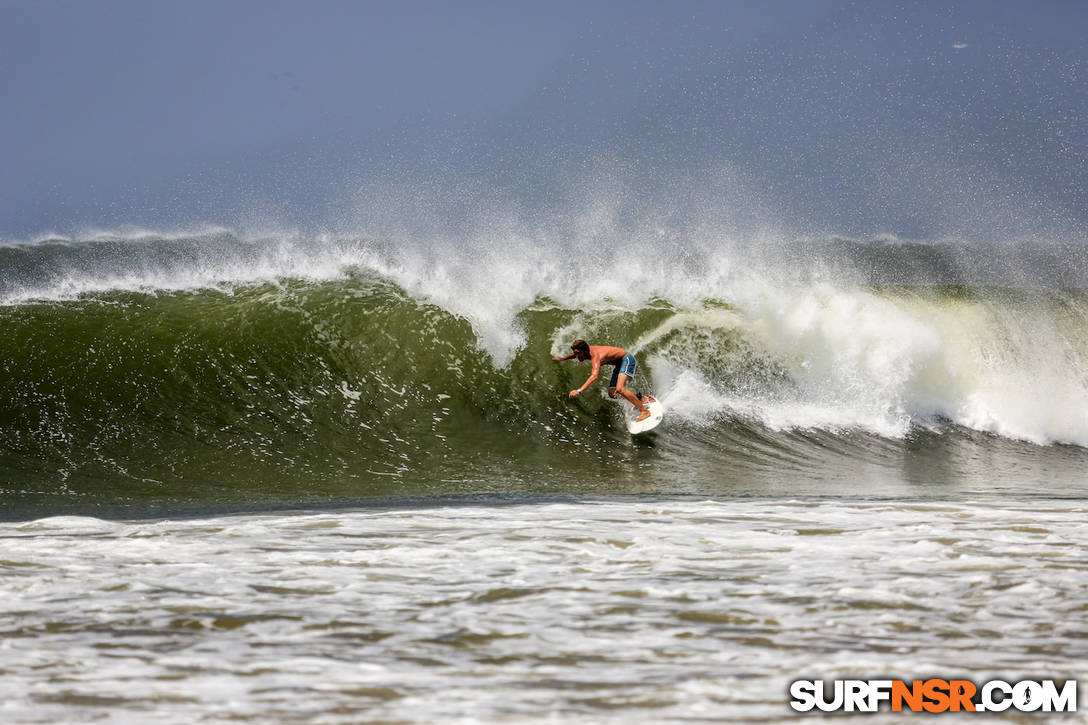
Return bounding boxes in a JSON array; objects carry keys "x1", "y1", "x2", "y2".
[{"x1": 3, "y1": 230, "x2": 1088, "y2": 509}]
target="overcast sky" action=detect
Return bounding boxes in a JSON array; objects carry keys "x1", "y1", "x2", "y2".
[{"x1": 2, "y1": 0, "x2": 1086, "y2": 240}]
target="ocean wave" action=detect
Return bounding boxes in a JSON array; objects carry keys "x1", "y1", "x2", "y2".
[{"x1": 3, "y1": 239, "x2": 1088, "y2": 509}]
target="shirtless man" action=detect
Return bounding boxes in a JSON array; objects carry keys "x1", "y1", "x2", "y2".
[{"x1": 552, "y1": 339, "x2": 651, "y2": 422}]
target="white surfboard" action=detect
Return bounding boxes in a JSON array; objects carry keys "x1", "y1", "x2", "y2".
[{"x1": 627, "y1": 395, "x2": 664, "y2": 434}]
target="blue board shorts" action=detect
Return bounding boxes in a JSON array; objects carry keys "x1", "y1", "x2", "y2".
[{"x1": 609, "y1": 353, "x2": 637, "y2": 387}]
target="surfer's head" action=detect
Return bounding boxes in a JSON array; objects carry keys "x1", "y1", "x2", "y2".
[{"x1": 571, "y1": 339, "x2": 590, "y2": 360}]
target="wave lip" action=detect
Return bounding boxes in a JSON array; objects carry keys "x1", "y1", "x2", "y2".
[{"x1": 0, "y1": 230, "x2": 377, "y2": 305}]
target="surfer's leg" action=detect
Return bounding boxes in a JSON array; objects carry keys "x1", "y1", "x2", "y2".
[
  {"x1": 616, "y1": 373, "x2": 650, "y2": 420},
  {"x1": 614, "y1": 354, "x2": 649, "y2": 420},
  {"x1": 606, "y1": 363, "x2": 621, "y2": 398}
]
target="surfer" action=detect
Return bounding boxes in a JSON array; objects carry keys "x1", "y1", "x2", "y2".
[{"x1": 552, "y1": 339, "x2": 651, "y2": 422}]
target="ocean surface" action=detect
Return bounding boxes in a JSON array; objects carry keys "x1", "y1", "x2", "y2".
[{"x1": 2, "y1": 230, "x2": 1087, "y2": 721}]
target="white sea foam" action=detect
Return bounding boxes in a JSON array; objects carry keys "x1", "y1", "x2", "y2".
[
  {"x1": 0, "y1": 499, "x2": 1084, "y2": 722},
  {"x1": 619, "y1": 276, "x2": 1088, "y2": 447}
]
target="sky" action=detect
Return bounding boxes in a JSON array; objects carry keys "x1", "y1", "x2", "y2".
[{"x1": 2, "y1": 0, "x2": 1086, "y2": 240}]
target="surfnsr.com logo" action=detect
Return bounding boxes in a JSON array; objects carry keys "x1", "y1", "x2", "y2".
[{"x1": 789, "y1": 679, "x2": 1077, "y2": 713}]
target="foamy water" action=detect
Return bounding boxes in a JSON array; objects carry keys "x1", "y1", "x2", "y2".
[
  {"x1": 2, "y1": 498, "x2": 1085, "y2": 723},
  {"x1": 637, "y1": 283, "x2": 1088, "y2": 447}
]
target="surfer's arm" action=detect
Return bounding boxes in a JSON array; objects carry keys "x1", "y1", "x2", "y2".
[
  {"x1": 569, "y1": 360, "x2": 601, "y2": 397},
  {"x1": 552, "y1": 353, "x2": 577, "y2": 362}
]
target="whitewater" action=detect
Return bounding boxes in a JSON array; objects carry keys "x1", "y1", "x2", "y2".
[{"x1": 3, "y1": 499, "x2": 1087, "y2": 723}]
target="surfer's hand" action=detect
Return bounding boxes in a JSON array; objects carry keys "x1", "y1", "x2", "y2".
[
  {"x1": 608, "y1": 390, "x2": 618, "y2": 399},
  {"x1": 569, "y1": 389, "x2": 580, "y2": 398},
  {"x1": 552, "y1": 355, "x2": 564, "y2": 362}
]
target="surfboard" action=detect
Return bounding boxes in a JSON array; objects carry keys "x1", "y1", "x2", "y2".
[{"x1": 627, "y1": 395, "x2": 664, "y2": 434}]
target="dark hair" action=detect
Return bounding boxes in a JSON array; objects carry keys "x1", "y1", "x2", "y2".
[{"x1": 571, "y1": 339, "x2": 590, "y2": 353}]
